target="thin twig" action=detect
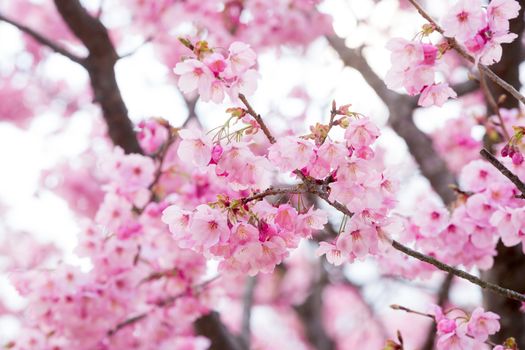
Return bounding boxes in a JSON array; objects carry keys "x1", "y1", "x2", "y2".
[
  {"x1": 479, "y1": 67, "x2": 510, "y2": 141},
  {"x1": 390, "y1": 240, "x2": 525, "y2": 302},
  {"x1": 0, "y1": 13, "x2": 84, "y2": 64},
  {"x1": 238, "y1": 94, "x2": 276, "y2": 144},
  {"x1": 242, "y1": 186, "x2": 307, "y2": 204}
]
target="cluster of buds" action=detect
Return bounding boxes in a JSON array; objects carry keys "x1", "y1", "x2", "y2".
[{"x1": 501, "y1": 126, "x2": 525, "y2": 165}]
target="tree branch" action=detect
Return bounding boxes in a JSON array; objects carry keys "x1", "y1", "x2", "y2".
[
  {"x1": 294, "y1": 260, "x2": 335, "y2": 350},
  {"x1": 0, "y1": 12, "x2": 84, "y2": 64},
  {"x1": 420, "y1": 273, "x2": 453, "y2": 350},
  {"x1": 239, "y1": 93, "x2": 276, "y2": 144},
  {"x1": 480, "y1": 149, "x2": 525, "y2": 196},
  {"x1": 195, "y1": 312, "x2": 246, "y2": 350},
  {"x1": 241, "y1": 276, "x2": 256, "y2": 348},
  {"x1": 390, "y1": 240, "x2": 525, "y2": 303},
  {"x1": 53, "y1": 0, "x2": 142, "y2": 154}
]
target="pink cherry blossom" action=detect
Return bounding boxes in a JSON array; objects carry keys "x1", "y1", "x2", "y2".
[
  {"x1": 177, "y1": 129, "x2": 213, "y2": 168},
  {"x1": 487, "y1": 0, "x2": 521, "y2": 32},
  {"x1": 467, "y1": 307, "x2": 501, "y2": 341},
  {"x1": 137, "y1": 119, "x2": 169, "y2": 154},
  {"x1": 441, "y1": 0, "x2": 485, "y2": 41},
  {"x1": 418, "y1": 83, "x2": 457, "y2": 107},
  {"x1": 344, "y1": 117, "x2": 380, "y2": 148},
  {"x1": 316, "y1": 241, "x2": 348, "y2": 266}
]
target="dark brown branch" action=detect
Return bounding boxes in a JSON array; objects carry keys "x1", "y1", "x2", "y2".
[
  {"x1": 242, "y1": 186, "x2": 307, "y2": 204},
  {"x1": 390, "y1": 240, "x2": 525, "y2": 303},
  {"x1": 53, "y1": 0, "x2": 142, "y2": 154},
  {"x1": 480, "y1": 149, "x2": 525, "y2": 196},
  {"x1": 0, "y1": 12, "x2": 83, "y2": 64},
  {"x1": 195, "y1": 312, "x2": 246, "y2": 350}
]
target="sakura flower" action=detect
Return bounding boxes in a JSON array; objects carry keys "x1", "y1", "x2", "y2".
[
  {"x1": 189, "y1": 205, "x2": 230, "y2": 251},
  {"x1": 441, "y1": 0, "x2": 485, "y2": 41},
  {"x1": 403, "y1": 64, "x2": 436, "y2": 95},
  {"x1": 200, "y1": 79, "x2": 226, "y2": 104},
  {"x1": 162, "y1": 205, "x2": 192, "y2": 236},
  {"x1": 412, "y1": 201, "x2": 449, "y2": 237},
  {"x1": 418, "y1": 83, "x2": 457, "y2": 107},
  {"x1": 478, "y1": 31, "x2": 518, "y2": 65},
  {"x1": 385, "y1": 38, "x2": 424, "y2": 70},
  {"x1": 173, "y1": 59, "x2": 214, "y2": 96},
  {"x1": 274, "y1": 204, "x2": 298, "y2": 232},
  {"x1": 344, "y1": 117, "x2": 380, "y2": 148},
  {"x1": 216, "y1": 142, "x2": 272, "y2": 190},
  {"x1": 115, "y1": 153, "x2": 156, "y2": 191},
  {"x1": 487, "y1": 0, "x2": 521, "y2": 32},
  {"x1": 268, "y1": 136, "x2": 314, "y2": 172},
  {"x1": 137, "y1": 119, "x2": 169, "y2": 154},
  {"x1": 203, "y1": 52, "x2": 228, "y2": 75},
  {"x1": 437, "y1": 324, "x2": 473, "y2": 350},
  {"x1": 177, "y1": 129, "x2": 213, "y2": 168},
  {"x1": 337, "y1": 216, "x2": 378, "y2": 260},
  {"x1": 227, "y1": 41, "x2": 257, "y2": 76},
  {"x1": 316, "y1": 241, "x2": 348, "y2": 266},
  {"x1": 459, "y1": 160, "x2": 501, "y2": 192},
  {"x1": 228, "y1": 69, "x2": 259, "y2": 101},
  {"x1": 467, "y1": 307, "x2": 501, "y2": 342}
]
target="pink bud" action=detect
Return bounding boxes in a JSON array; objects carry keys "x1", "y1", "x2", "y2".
[
  {"x1": 210, "y1": 144, "x2": 223, "y2": 165},
  {"x1": 512, "y1": 150, "x2": 523, "y2": 165},
  {"x1": 437, "y1": 318, "x2": 456, "y2": 334},
  {"x1": 422, "y1": 44, "x2": 438, "y2": 65}
]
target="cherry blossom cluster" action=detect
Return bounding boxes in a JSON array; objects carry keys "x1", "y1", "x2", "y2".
[
  {"x1": 385, "y1": 0, "x2": 520, "y2": 107},
  {"x1": 6, "y1": 118, "x2": 223, "y2": 349},
  {"x1": 442, "y1": 0, "x2": 520, "y2": 65},
  {"x1": 125, "y1": 0, "x2": 332, "y2": 68},
  {"x1": 385, "y1": 37, "x2": 458, "y2": 107},
  {"x1": 432, "y1": 116, "x2": 482, "y2": 173},
  {"x1": 173, "y1": 40, "x2": 258, "y2": 103},
  {"x1": 430, "y1": 305, "x2": 501, "y2": 350}
]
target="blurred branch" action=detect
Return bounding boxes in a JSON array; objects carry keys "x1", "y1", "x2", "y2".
[
  {"x1": 0, "y1": 12, "x2": 84, "y2": 64},
  {"x1": 326, "y1": 35, "x2": 457, "y2": 204},
  {"x1": 451, "y1": 79, "x2": 479, "y2": 97},
  {"x1": 182, "y1": 96, "x2": 200, "y2": 127},
  {"x1": 294, "y1": 261, "x2": 335, "y2": 350},
  {"x1": 53, "y1": 0, "x2": 142, "y2": 154},
  {"x1": 241, "y1": 276, "x2": 257, "y2": 348},
  {"x1": 195, "y1": 312, "x2": 246, "y2": 350},
  {"x1": 420, "y1": 273, "x2": 454, "y2": 350}
]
